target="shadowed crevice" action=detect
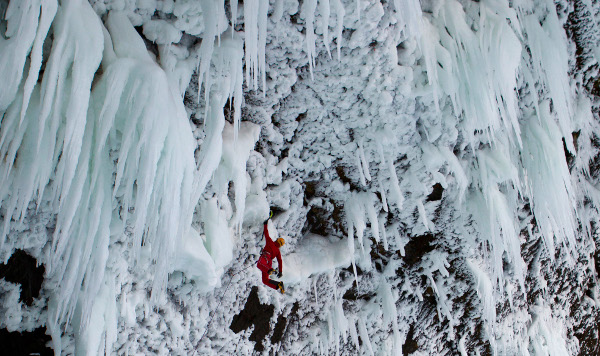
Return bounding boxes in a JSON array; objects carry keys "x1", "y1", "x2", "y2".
[
  {"x1": 0, "y1": 249, "x2": 45, "y2": 306},
  {"x1": 0, "y1": 327, "x2": 52, "y2": 355},
  {"x1": 230, "y1": 286, "x2": 274, "y2": 351}
]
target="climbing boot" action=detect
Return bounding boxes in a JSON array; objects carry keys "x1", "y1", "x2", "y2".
[{"x1": 277, "y1": 281, "x2": 285, "y2": 294}]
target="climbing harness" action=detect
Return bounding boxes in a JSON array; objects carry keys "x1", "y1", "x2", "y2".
[{"x1": 257, "y1": 248, "x2": 272, "y2": 271}]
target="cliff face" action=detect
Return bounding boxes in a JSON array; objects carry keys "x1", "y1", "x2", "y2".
[{"x1": 0, "y1": 0, "x2": 599, "y2": 354}]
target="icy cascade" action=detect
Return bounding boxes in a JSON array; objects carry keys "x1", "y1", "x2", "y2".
[
  {"x1": 470, "y1": 139, "x2": 525, "y2": 293},
  {"x1": 0, "y1": 1, "x2": 198, "y2": 351},
  {"x1": 194, "y1": 32, "x2": 245, "y2": 198},
  {"x1": 0, "y1": 0, "x2": 599, "y2": 354},
  {"x1": 1, "y1": 0, "x2": 105, "y2": 335},
  {"x1": 286, "y1": 0, "x2": 599, "y2": 352},
  {"x1": 418, "y1": 0, "x2": 594, "y2": 352},
  {"x1": 421, "y1": 0, "x2": 523, "y2": 147},
  {"x1": 299, "y1": 0, "x2": 346, "y2": 75},
  {"x1": 195, "y1": 0, "x2": 225, "y2": 102},
  {"x1": 244, "y1": 0, "x2": 269, "y2": 93},
  {"x1": 0, "y1": 0, "x2": 57, "y2": 114},
  {"x1": 212, "y1": 121, "x2": 262, "y2": 234},
  {"x1": 393, "y1": 0, "x2": 422, "y2": 40},
  {"x1": 522, "y1": 104, "x2": 578, "y2": 258},
  {"x1": 94, "y1": 11, "x2": 198, "y2": 300}
]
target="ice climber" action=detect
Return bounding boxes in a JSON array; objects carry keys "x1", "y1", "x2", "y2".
[{"x1": 257, "y1": 213, "x2": 285, "y2": 294}]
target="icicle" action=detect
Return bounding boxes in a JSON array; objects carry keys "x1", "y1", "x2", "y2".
[
  {"x1": 244, "y1": 0, "x2": 269, "y2": 93},
  {"x1": 348, "y1": 318, "x2": 360, "y2": 350},
  {"x1": 379, "y1": 181, "x2": 389, "y2": 213},
  {"x1": 522, "y1": 102, "x2": 578, "y2": 259},
  {"x1": 104, "y1": 274, "x2": 117, "y2": 354},
  {"x1": 458, "y1": 334, "x2": 469, "y2": 356},
  {"x1": 393, "y1": 0, "x2": 423, "y2": 40},
  {"x1": 20, "y1": 0, "x2": 58, "y2": 124},
  {"x1": 358, "y1": 140, "x2": 371, "y2": 181},
  {"x1": 258, "y1": 0, "x2": 268, "y2": 95},
  {"x1": 346, "y1": 194, "x2": 366, "y2": 254},
  {"x1": 302, "y1": 0, "x2": 318, "y2": 80},
  {"x1": 0, "y1": 0, "x2": 115, "y2": 334},
  {"x1": 357, "y1": 318, "x2": 374, "y2": 356},
  {"x1": 213, "y1": 124, "x2": 261, "y2": 231},
  {"x1": 472, "y1": 184, "x2": 524, "y2": 292},
  {"x1": 230, "y1": 0, "x2": 238, "y2": 34},
  {"x1": 345, "y1": 198, "x2": 361, "y2": 291},
  {"x1": 327, "y1": 309, "x2": 334, "y2": 352},
  {"x1": 273, "y1": 0, "x2": 285, "y2": 21},
  {"x1": 421, "y1": 0, "x2": 523, "y2": 147},
  {"x1": 364, "y1": 193, "x2": 379, "y2": 242},
  {"x1": 439, "y1": 146, "x2": 468, "y2": 204},
  {"x1": 244, "y1": 0, "x2": 258, "y2": 89},
  {"x1": 194, "y1": 33, "x2": 244, "y2": 199},
  {"x1": 419, "y1": 18, "x2": 441, "y2": 113},
  {"x1": 467, "y1": 259, "x2": 496, "y2": 344},
  {"x1": 47, "y1": 299, "x2": 63, "y2": 354},
  {"x1": 0, "y1": 0, "x2": 45, "y2": 111},
  {"x1": 355, "y1": 149, "x2": 367, "y2": 186},
  {"x1": 196, "y1": 0, "x2": 220, "y2": 109},
  {"x1": 319, "y1": 0, "x2": 332, "y2": 59},
  {"x1": 387, "y1": 157, "x2": 404, "y2": 210},
  {"x1": 213, "y1": 30, "x2": 244, "y2": 140},
  {"x1": 330, "y1": 298, "x2": 348, "y2": 354},
  {"x1": 375, "y1": 142, "x2": 389, "y2": 212},
  {"x1": 380, "y1": 219, "x2": 388, "y2": 250},
  {"x1": 332, "y1": 0, "x2": 345, "y2": 61},
  {"x1": 520, "y1": 0, "x2": 573, "y2": 152},
  {"x1": 417, "y1": 199, "x2": 431, "y2": 231},
  {"x1": 379, "y1": 281, "x2": 402, "y2": 352}
]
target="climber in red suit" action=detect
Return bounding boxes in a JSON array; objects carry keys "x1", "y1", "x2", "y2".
[{"x1": 256, "y1": 213, "x2": 285, "y2": 294}]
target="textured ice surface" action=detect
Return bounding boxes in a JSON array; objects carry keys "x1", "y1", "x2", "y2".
[{"x1": 0, "y1": 0, "x2": 599, "y2": 355}]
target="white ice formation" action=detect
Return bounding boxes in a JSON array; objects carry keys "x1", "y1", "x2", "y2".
[{"x1": 0, "y1": 0, "x2": 599, "y2": 355}]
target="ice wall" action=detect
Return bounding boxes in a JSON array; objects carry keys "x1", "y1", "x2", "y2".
[
  {"x1": 1, "y1": 0, "x2": 599, "y2": 354},
  {"x1": 419, "y1": 0, "x2": 597, "y2": 352},
  {"x1": 0, "y1": 1, "x2": 230, "y2": 353}
]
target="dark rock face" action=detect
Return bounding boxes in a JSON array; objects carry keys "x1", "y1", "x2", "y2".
[
  {"x1": 270, "y1": 314, "x2": 287, "y2": 345},
  {"x1": 0, "y1": 249, "x2": 44, "y2": 306},
  {"x1": 403, "y1": 233, "x2": 436, "y2": 267},
  {"x1": 230, "y1": 287, "x2": 300, "y2": 352},
  {"x1": 230, "y1": 286, "x2": 275, "y2": 351},
  {"x1": 0, "y1": 328, "x2": 52, "y2": 356},
  {"x1": 271, "y1": 302, "x2": 299, "y2": 347},
  {"x1": 426, "y1": 183, "x2": 444, "y2": 202},
  {"x1": 402, "y1": 324, "x2": 418, "y2": 355}
]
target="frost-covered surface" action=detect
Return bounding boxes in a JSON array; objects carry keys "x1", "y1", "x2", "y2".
[{"x1": 1, "y1": 0, "x2": 600, "y2": 355}]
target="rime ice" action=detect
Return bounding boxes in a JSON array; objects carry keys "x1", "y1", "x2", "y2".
[{"x1": 0, "y1": 0, "x2": 599, "y2": 355}]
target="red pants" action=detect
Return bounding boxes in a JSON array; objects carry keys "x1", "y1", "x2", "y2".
[
  {"x1": 261, "y1": 269, "x2": 278, "y2": 290},
  {"x1": 257, "y1": 258, "x2": 278, "y2": 290}
]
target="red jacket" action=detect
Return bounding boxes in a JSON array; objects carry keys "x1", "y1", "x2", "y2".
[{"x1": 261, "y1": 223, "x2": 282, "y2": 273}]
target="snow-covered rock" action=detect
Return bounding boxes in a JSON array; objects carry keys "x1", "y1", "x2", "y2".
[{"x1": 0, "y1": 0, "x2": 599, "y2": 355}]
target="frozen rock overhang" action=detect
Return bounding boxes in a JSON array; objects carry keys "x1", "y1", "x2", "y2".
[{"x1": 0, "y1": 0, "x2": 599, "y2": 355}]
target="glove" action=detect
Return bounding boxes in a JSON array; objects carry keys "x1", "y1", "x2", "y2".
[
  {"x1": 277, "y1": 270, "x2": 282, "y2": 278},
  {"x1": 263, "y1": 210, "x2": 274, "y2": 225}
]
